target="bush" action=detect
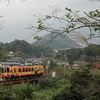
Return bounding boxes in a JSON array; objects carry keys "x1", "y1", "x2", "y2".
[
  {"x1": 39, "y1": 78, "x2": 55, "y2": 89},
  {"x1": 70, "y1": 68, "x2": 93, "y2": 87},
  {"x1": 52, "y1": 84, "x2": 84, "y2": 100}
]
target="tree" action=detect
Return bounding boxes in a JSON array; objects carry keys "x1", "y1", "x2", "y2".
[
  {"x1": 6, "y1": 39, "x2": 34, "y2": 56},
  {"x1": 28, "y1": 7, "x2": 100, "y2": 46},
  {"x1": 0, "y1": 46, "x2": 9, "y2": 61}
]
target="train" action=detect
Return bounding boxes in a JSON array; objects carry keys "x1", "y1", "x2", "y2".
[{"x1": 1, "y1": 65, "x2": 44, "y2": 80}]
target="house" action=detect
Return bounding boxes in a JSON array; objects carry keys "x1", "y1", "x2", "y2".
[
  {"x1": 0, "y1": 62, "x2": 21, "y2": 67},
  {"x1": 0, "y1": 57, "x2": 22, "y2": 67},
  {"x1": 8, "y1": 51, "x2": 15, "y2": 57},
  {"x1": 72, "y1": 64, "x2": 80, "y2": 69},
  {"x1": 24, "y1": 58, "x2": 44, "y2": 66},
  {"x1": 24, "y1": 58, "x2": 34, "y2": 66}
]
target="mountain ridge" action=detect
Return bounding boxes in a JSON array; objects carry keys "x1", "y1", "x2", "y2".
[{"x1": 31, "y1": 33, "x2": 81, "y2": 50}]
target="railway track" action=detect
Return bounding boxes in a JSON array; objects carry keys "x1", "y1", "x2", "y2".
[{"x1": 0, "y1": 74, "x2": 63, "y2": 86}]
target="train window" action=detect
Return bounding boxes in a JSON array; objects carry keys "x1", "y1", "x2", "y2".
[
  {"x1": 22, "y1": 68, "x2": 24, "y2": 72},
  {"x1": 4, "y1": 69, "x2": 7, "y2": 73},
  {"x1": 32, "y1": 68, "x2": 34, "y2": 71},
  {"x1": 7, "y1": 68, "x2": 9, "y2": 72},
  {"x1": 29, "y1": 68, "x2": 31, "y2": 71},
  {"x1": 2, "y1": 68, "x2": 4, "y2": 73},
  {"x1": 23, "y1": 68, "x2": 26, "y2": 72},
  {"x1": 14, "y1": 69, "x2": 16, "y2": 72},
  {"x1": 26, "y1": 68, "x2": 28, "y2": 72},
  {"x1": 19, "y1": 68, "x2": 21, "y2": 72}
]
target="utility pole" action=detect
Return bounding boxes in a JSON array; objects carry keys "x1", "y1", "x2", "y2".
[
  {"x1": 64, "y1": 51, "x2": 67, "y2": 77},
  {"x1": 41, "y1": 51, "x2": 44, "y2": 64}
]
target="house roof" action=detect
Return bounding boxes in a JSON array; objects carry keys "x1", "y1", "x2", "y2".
[
  {"x1": 72, "y1": 64, "x2": 80, "y2": 67},
  {"x1": 1, "y1": 62, "x2": 20, "y2": 65}
]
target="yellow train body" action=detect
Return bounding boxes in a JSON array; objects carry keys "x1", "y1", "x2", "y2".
[{"x1": 1, "y1": 65, "x2": 44, "y2": 80}]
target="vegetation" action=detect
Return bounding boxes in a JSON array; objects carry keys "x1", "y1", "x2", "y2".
[
  {"x1": 0, "y1": 39, "x2": 100, "y2": 65},
  {"x1": 0, "y1": 68, "x2": 100, "y2": 100},
  {"x1": 0, "y1": 46, "x2": 9, "y2": 61},
  {"x1": 6, "y1": 39, "x2": 34, "y2": 56},
  {"x1": 55, "y1": 44, "x2": 100, "y2": 66}
]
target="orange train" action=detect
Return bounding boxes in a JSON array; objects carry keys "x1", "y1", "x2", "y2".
[{"x1": 1, "y1": 65, "x2": 44, "y2": 80}]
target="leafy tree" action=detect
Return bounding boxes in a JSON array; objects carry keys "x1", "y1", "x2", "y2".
[
  {"x1": 15, "y1": 51, "x2": 28, "y2": 59},
  {"x1": 6, "y1": 39, "x2": 34, "y2": 56},
  {"x1": 32, "y1": 45, "x2": 52, "y2": 58},
  {"x1": 0, "y1": 85, "x2": 15, "y2": 100},
  {"x1": 49, "y1": 59, "x2": 57, "y2": 69},
  {"x1": 52, "y1": 84, "x2": 84, "y2": 100},
  {"x1": 70, "y1": 68, "x2": 93, "y2": 87},
  {"x1": 0, "y1": 46, "x2": 9, "y2": 61},
  {"x1": 11, "y1": 83, "x2": 34, "y2": 100}
]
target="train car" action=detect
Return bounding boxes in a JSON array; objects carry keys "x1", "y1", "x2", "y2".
[{"x1": 1, "y1": 65, "x2": 44, "y2": 80}]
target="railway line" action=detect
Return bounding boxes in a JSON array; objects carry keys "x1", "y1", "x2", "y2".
[{"x1": 0, "y1": 74, "x2": 63, "y2": 86}]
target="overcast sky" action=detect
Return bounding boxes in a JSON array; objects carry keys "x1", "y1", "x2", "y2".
[{"x1": 0, "y1": 0, "x2": 100, "y2": 44}]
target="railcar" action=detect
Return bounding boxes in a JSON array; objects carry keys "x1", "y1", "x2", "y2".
[{"x1": 1, "y1": 65, "x2": 44, "y2": 80}]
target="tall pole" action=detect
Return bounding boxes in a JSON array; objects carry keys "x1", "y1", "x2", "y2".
[
  {"x1": 41, "y1": 51, "x2": 44, "y2": 64},
  {"x1": 82, "y1": 48, "x2": 83, "y2": 67},
  {"x1": 64, "y1": 51, "x2": 67, "y2": 77},
  {"x1": 60, "y1": 51, "x2": 62, "y2": 67}
]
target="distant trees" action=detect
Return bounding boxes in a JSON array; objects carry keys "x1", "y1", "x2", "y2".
[
  {"x1": 55, "y1": 44, "x2": 100, "y2": 64},
  {"x1": 0, "y1": 46, "x2": 9, "y2": 61},
  {"x1": 0, "y1": 39, "x2": 100, "y2": 62},
  {"x1": 6, "y1": 39, "x2": 34, "y2": 56},
  {"x1": 2, "y1": 39, "x2": 52, "y2": 58},
  {"x1": 32, "y1": 46, "x2": 52, "y2": 58}
]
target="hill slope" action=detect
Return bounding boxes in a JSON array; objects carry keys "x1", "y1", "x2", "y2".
[{"x1": 31, "y1": 33, "x2": 81, "y2": 50}]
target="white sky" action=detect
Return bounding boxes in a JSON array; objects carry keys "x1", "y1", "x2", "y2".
[{"x1": 0, "y1": 0, "x2": 100, "y2": 44}]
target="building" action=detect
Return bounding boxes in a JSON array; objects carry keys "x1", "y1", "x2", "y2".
[{"x1": 0, "y1": 62, "x2": 21, "y2": 67}]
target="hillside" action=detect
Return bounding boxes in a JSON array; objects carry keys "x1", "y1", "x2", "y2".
[{"x1": 31, "y1": 33, "x2": 81, "y2": 50}]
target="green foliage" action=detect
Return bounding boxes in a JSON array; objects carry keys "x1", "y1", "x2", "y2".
[
  {"x1": 7, "y1": 39, "x2": 34, "y2": 56},
  {"x1": 15, "y1": 51, "x2": 28, "y2": 59},
  {"x1": 70, "y1": 68, "x2": 93, "y2": 87},
  {"x1": 49, "y1": 59, "x2": 57, "y2": 69},
  {"x1": 39, "y1": 78, "x2": 55, "y2": 89},
  {"x1": 45, "y1": 15, "x2": 51, "y2": 19},
  {"x1": 32, "y1": 45, "x2": 52, "y2": 58},
  {"x1": 0, "y1": 69, "x2": 100, "y2": 100},
  {"x1": 37, "y1": 20, "x2": 45, "y2": 30},
  {"x1": 52, "y1": 68, "x2": 100, "y2": 100},
  {"x1": 11, "y1": 83, "x2": 34, "y2": 100},
  {"x1": 52, "y1": 84, "x2": 84, "y2": 100},
  {"x1": 0, "y1": 46, "x2": 9, "y2": 61},
  {"x1": 65, "y1": 7, "x2": 72, "y2": 12},
  {"x1": 0, "y1": 85, "x2": 15, "y2": 100},
  {"x1": 34, "y1": 36, "x2": 42, "y2": 40},
  {"x1": 89, "y1": 9, "x2": 100, "y2": 17}
]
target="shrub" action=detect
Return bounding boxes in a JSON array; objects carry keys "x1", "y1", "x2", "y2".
[
  {"x1": 70, "y1": 68, "x2": 93, "y2": 87},
  {"x1": 52, "y1": 84, "x2": 84, "y2": 100},
  {"x1": 39, "y1": 78, "x2": 55, "y2": 89}
]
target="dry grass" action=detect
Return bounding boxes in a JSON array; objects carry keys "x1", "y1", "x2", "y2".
[{"x1": 89, "y1": 68, "x2": 100, "y2": 74}]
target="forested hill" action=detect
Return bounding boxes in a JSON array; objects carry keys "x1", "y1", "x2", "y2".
[{"x1": 31, "y1": 33, "x2": 81, "y2": 49}]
